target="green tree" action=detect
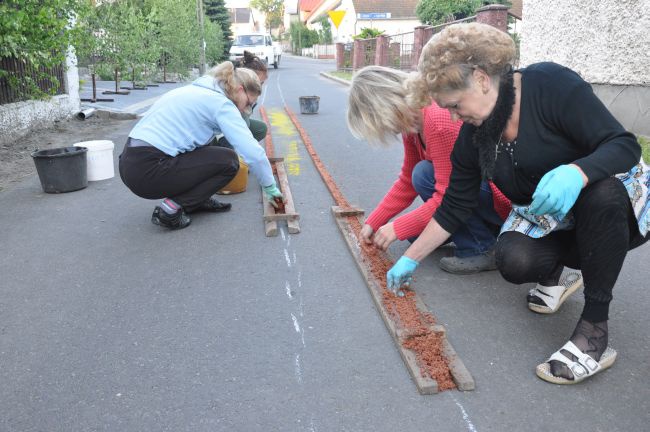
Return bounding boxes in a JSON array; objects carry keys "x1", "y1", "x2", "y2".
[
  {"x1": 250, "y1": 0, "x2": 284, "y2": 33},
  {"x1": 416, "y1": 0, "x2": 510, "y2": 25},
  {"x1": 289, "y1": 22, "x2": 319, "y2": 52},
  {"x1": 204, "y1": 18, "x2": 225, "y2": 67},
  {"x1": 149, "y1": 0, "x2": 201, "y2": 79},
  {"x1": 317, "y1": 17, "x2": 332, "y2": 44},
  {"x1": 204, "y1": 0, "x2": 232, "y2": 58},
  {"x1": 0, "y1": 0, "x2": 90, "y2": 99}
]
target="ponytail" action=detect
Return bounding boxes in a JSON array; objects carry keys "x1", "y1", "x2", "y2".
[{"x1": 208, "y1": 61, "x2": 261, "y2": 102}]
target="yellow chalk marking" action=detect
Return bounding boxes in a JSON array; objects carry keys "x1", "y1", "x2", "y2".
[{"x1": 269, "y1": 110, "x2": 301, "y2": 176}]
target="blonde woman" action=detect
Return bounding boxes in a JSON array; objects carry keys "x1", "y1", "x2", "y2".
[
  {"x1": 347, "y1": 66, "x2": 510, "y2": 274},
  {"x1": 119, "y1": 61, "x2": 283, "y2": 229},
  {"x1": 388, "y1": 23, "x2": 649, "y2": 384}
]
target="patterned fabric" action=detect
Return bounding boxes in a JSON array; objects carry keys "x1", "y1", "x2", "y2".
[
  {"x1": 501, "y1": 159, "x2": 650, "y2": 238},
  {"x1": 365, "y1": 104, "x2": 511, "y2": 240}
]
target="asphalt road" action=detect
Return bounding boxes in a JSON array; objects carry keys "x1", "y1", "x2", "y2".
[{"x1": 1, "y1": 54, "x2": 648, "y2": 431}]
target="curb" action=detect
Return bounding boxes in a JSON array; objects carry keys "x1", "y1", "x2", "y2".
[{"x1": 320, "y1": 71, "x2": 351, "y2": 87}]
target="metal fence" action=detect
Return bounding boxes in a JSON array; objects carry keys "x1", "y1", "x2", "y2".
[
  {"x1": 337, "y1": 14, "x2": 528, "y2": 72},
  {"x1": 386, "y1": 31, "x2": 415, "y2": 70},
  {"x1": 0, "y1": 57, "x2": 66, "y2": 105}
]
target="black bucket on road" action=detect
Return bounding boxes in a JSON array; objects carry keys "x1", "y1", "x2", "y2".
[
  {"x1": 31, "y1": 147, "x2": 88, "y2": 193},
  {"x1": 299, "y1": 96, "x2": 320, "y2": 114}
]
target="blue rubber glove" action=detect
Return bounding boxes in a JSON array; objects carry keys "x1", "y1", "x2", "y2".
[
  {"x1": 386, "y1": 256, "x2": 419, "y2": 295},
  {"x1": 529, "y1": 165, "x2": 584, "y2": 218},
  {"x1": 263, "y1": 183, "x2": 284, "y2": 208}
]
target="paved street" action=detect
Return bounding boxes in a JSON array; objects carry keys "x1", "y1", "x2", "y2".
[{"x1": 1, "y1": 54, "x2": 648, "y2": 431}]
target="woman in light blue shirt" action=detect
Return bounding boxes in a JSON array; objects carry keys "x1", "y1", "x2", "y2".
[{"x1": 119, "y1": 61, "x2": 283, "y2": 230}]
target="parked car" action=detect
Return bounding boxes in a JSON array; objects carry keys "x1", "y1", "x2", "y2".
[{"x1": 229, "y1": 33, "x2": 281, "y2": 69}]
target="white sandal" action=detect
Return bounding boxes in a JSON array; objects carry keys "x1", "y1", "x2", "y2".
[
  {"x1": 528, "y1": 272, "x2": 583, "y2": 314},
  {"x1": 536, "y1": 341, "x2": 617, "y2": 384}
]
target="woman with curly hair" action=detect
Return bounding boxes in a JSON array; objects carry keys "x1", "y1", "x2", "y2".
[{"x1": 388, "y1": 22, "x2": 649, "y2": 384}]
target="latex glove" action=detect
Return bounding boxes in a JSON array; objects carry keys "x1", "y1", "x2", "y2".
[
  {"x1": 263, "y1": 183, "x2": 284, "y2": 208},
  {"x1": 374, "y1": 222, "x2": 398, "y2": 251},
  {"x1": 386, "y1": 256, "x2": 419, "y2": 295},
  {"x1": 529, "y1": 165, "x2": 584, "y2": 218},
  {"x1": 360, "y1": 224, "x2": 374, "y2": 244}
]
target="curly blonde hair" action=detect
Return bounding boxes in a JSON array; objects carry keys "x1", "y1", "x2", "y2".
[
  {"x1": 207, "y1": 61, "x2": 261, "y2": 101},
  {"x1": 347, "y1": 65, "x2": 421, "y2": 146},
  {"x1": 406, "y1": 23, "x2": 516, "y2": 108}
]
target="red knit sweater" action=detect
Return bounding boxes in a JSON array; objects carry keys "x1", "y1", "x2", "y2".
[{"x1": 365, "y1": 104, "x2": 511, "y2": 240}]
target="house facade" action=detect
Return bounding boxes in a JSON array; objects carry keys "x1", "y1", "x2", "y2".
[
  {"x1": 305, "y1": 0, "x2": 420, "y2": 42},
  {"x1": 521, "y1": 0, "x2": 649, "y2": 135}
]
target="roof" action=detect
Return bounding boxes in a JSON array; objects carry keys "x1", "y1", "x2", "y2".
[
  {"x1": 229, "y1": 8, "x2": 252, "y2": 23},
  {"x1": 351, "y1": 0, "x2": 419, "y2": 19},
  {"x1": 509, "y1": 0, "x2": 523, "y2": 20},
  {"x1": 299, "y1": 0, "x2": 322, "y2": 13}
]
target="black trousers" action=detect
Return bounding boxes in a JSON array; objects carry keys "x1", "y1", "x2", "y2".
[
  {"x1": 495, "y1": 177, "x2": 649, "y2": 322},
  {"x1": 119, "y1": 141, "x2": 239, "y2": 212}
]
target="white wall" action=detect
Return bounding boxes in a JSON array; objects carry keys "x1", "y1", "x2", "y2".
[
  {"x1": 0, "y1": 49, "x2": 80, "y2": 146},
  {"x1": 520, "y1": 0, "x2": 650, "y2": 85}
]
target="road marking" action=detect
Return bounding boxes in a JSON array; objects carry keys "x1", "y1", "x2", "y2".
[
  {"x1": 451, "y1": 394, "x2": 478, "y2": 432},
  {"x1": 269, "y1": 109, "x2": 302, "y2": 175}
]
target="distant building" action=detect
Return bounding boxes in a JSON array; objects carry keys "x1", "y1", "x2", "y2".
[
  {"x1": 229, "y1": 8, "x2": 258, "y2": 34},
  {"x1": 304, "y1": 0, "x2": 421, "y2": 42}
]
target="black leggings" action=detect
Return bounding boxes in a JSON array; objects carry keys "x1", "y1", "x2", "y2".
[
  {"x1": 495, "y1": 177, "x2": 649, "y2": 322},
  {"x1": 119, "y1": 141, "x2": 239, "y2": 212}
]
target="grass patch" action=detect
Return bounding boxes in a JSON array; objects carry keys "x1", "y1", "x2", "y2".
[
  {"x1": 328, "y1": 70, "x2": 352, "y2": 81},
  {"x1": 639, "y1": 135, "x2": 650, "y2": 162}
]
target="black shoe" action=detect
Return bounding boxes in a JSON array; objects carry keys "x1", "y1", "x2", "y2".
[
  {"x1": 151, "y1": 206, "x2": 191, "y2": 230},
  {"x1": 195, "y1": 195, "x2": 232, "y2": 213}
]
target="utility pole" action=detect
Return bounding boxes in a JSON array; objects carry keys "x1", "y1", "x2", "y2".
[{"x1": 197, "y1": 0, "x2": 207, "y2": 75}]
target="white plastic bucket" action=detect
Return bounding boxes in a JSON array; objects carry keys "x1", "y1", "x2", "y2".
[{"x1": 73, "y1": 140, "x2": 115, "y2": 181}]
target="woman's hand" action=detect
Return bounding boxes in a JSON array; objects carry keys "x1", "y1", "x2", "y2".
[
  {"x1": 263, "y1": 183, "x2": 285, "y2": 208},
  {"x1": 530, "y1": 164, "x2": 587, "y2": 218},
  {"x1": 373, "y1": 222, "x2": 398, "y2": 251},
  {"x1": 386, "y1": 256, "x2": 419, "y2": 294},
  {"x1": 360, "y1": 224, "x2": 374, "y2": 244}
]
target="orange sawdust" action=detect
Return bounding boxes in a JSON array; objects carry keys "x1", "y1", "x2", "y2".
[{"x1": 285, "y1": 106, "x2": 456, "y2": 390}]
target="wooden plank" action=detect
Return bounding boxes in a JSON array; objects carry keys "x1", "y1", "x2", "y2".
[
  {"x1": 263, "y1": 212, "x2": 299, "y2": 222},
  {"x1": 332, "y1": 205, "x2": 365, "y2": 217},
  {"x1": 331, "y1": 207, "x2": 476, "y2": 394},
  {"x1": 275, "y1": 161, "x2": 301, "y2": 234},
  {"x1": 261, "y1": 187, "x2": 278, "y2": 236},
  {"x1": 331, "y1": 210, "x2": 438, "y2": 394}
]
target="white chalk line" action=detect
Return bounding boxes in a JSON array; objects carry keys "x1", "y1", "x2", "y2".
[{"x1": 451, "y1": 394, "x2": 478, "y2": 432}]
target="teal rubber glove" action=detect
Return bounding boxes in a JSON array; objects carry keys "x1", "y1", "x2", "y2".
[
  {"x1": 386, "y1": 256, "x2": 419, "y2": 295},
  {"x1": 263, "y1": 183, "x2": 284, "y2": 207},
  {"x1": 529, "y1": 165, "x2": 584, "y2": 218}
]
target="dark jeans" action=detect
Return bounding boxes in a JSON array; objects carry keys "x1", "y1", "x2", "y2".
[
  {"x1": 411, "y1": 160, "x2": 504, "y2": 257},
  {"x1": 495, "y1": 177, "x2": 649, "y2": 322},
  {"x1": 214, "y1": 118, "x2": 267, "y2": 149},
  {"x1": 119, "y1": 138, "x2": 239, "y2": 212}
]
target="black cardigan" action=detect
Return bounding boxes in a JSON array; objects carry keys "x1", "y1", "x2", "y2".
[{"x1": 434, "y1": 62, "x2": 640, "y2": 234}]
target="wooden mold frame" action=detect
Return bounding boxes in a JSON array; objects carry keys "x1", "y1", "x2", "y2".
[
  {"x1": 331, "y1": 206, "x2": 475, "y2": 394},
  {"x1": 262, "y1": 157, "x2": 301, "y2": 237}
]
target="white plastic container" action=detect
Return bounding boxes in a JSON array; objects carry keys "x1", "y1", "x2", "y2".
[{"x1": 73, "y1": 140, "x2": 115, "y2": 181}]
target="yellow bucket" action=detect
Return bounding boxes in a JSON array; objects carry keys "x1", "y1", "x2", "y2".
[{"x1": 218, "y1": 156, "x2": 248, "y2": 194}]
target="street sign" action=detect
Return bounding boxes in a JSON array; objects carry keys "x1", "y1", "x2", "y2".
[
  {"x1": 328, "y1": 10, "x2": 346, "y2": 29},
  {"x1": 357, "y1": 12, "x2": 391, "y2": 19}
]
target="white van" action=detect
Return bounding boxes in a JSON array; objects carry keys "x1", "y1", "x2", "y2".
[{"x1": 229, "y1": 33, "x2": 281, "y2": 69}]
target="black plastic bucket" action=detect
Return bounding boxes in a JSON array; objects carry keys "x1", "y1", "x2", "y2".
[
  {"x1": 299, "y1": 96, "x2": 320, "y2": 114},
  {"x1": 31, "y1": 146, "x2": 88, "y2": 193}
]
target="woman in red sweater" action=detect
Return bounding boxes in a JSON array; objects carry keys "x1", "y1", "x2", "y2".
[{"x1": 347, "y1": 66, "x2": 511, "y2": 274}]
